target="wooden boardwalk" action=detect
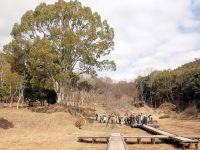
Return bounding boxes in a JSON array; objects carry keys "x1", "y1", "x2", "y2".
[
  {"x1": 173, "y1": 136, "x2": 199, "y2": 150},
  {"x1": 139, "y1": 125, "x2": 199, "y2": 150},
  {"x1": 78, "y1": 136, "x2": 109, "y2": 143},
  {"x1": 139, "y1": 124, "x2": 176, "y2": 137},
  {"x1": 123, "y1": 135, "x2": 169, "y2": 144},
  {"x1": 107, "y1": 133, "x2": 127, "y2": 150},
  {"x1": 181, "y1": 135, "x2": 200, "y2": 140},
  {"x1": 77, "y1": 125, "x2": 199, "y2": 150}
]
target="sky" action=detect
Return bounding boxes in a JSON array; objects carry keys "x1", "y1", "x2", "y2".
[{"x1": 1, "y1": 0, "x2": 200, "y2": 81}]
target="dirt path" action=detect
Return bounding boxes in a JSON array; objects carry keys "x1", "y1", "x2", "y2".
[{"x1": 0, "y1": 108, "x2": 199, "y2": 150}]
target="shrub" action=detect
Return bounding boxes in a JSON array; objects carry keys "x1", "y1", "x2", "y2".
[
  {"x1": 159, "y1": 102, "x2": 176, "y2": 111},
  {"x1": 159, "y1": 115, "x2": 170, "y2": 119},
  {"x1": 179, "y1": 105, "x2": 198, "y2": 119},
  {"x1": 0, "y1": 88, "x2": 9, "y2": 100},
  {"x1": 183, "y1": 105, "x2": 198, "y2": 115},
  {"x1": 74, "y1": 117, "x2": 85, "y2": 129}
]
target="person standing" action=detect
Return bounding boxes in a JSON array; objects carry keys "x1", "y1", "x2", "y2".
[
  {"x1": 141, "y1": 113, "x2": 144, "y2": 124},
  {"x1": 143, "y1": 114, "x2": 148, "y2": 125},
  {"x1": 95, "y1": 113, "x2": 98, "y2": 121},
  {"x1": 137, "y1": 113, "x2": 141, "y2": 124}
]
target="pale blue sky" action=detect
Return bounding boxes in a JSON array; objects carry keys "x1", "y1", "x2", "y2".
[{"x1": 1, "y1": 0, "x2": 200, "y2": 81}]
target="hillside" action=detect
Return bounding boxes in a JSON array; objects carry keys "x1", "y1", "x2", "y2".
[
  {"x1": 136, "y1": 58, "x2": 200, "y2": 112},
  {"x1": 180, "y1": 58, "x2": 200, "y2": 69}
]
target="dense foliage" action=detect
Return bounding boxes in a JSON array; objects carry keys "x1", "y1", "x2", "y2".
[
  {"x1": 136, "y1": 59, "x2": 200, "y2": 111},
  {"x1": 0, "y1": 53, "x2": 22, "y2": 102}
]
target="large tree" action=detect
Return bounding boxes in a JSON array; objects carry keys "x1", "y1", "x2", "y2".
[{"x1": 4, "y1": 0, "x2": 116, "y2": 103}]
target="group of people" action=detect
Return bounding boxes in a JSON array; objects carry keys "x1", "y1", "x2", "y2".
[
  {"x1": 95, "y1": 112, "x2": 153, "y2": 126},
  {"x1": 96, "y1": 114, "x2": 108, "y2": 123},
  {"x1": 124, "y1": 113, "x2": 153, "y2": 125}
]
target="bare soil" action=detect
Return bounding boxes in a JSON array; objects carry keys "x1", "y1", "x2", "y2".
[{"x1": 0, "y1": 107, "x2": 199, "y2": 150}]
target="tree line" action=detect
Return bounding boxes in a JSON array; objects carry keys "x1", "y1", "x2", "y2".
[
  {"x1": 135, "y1": 59, "x2": 200, "y2": 111},
  {"x1": 0, "y1": 51, "x2": 136, "y2": 110}
]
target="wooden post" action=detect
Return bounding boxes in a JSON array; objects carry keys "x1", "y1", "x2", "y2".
[
  {"x1": 92, "y1": 138, "x2": 96, "y2": 144},
  {"x1": 187, "y1": 144, "x2": 191, "y2": 148},
  {"x1": 195, "y1": 143, "x2": 199, "y2": 149},
  {"x1": 151, "y1": 138, "x2": 155, "y2": 144},
  {"x1": 181, "y1": 144, "x2": 186, "y2": 150},
  {"x1": 106, "y1": 137, "x2": 109, "y2": 143},
  {"x1": 78, "y1": 138, "x2": 83, "y2": 142},
  {"x1": 137, "y1": 138, "x2": 141, "y2": 144}
]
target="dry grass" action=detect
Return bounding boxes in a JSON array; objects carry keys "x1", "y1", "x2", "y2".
[
  {"x1": 158, "y1": 118, "x2": 200, "y2": 135},
  {"x1": 179, "y1": 105, "x2": 199, "y2": 119},
  {"x1": 159, "y1": 115, "x2": 170, "y2": 119},
  {"x1": 0, "y1": 107, "x2": 199, "y2": 150}
]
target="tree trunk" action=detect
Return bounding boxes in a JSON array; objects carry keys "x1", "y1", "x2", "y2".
[
  {"x1": 57, "y1": 91, "x2": 63, "y2": 103},
  {"x1": 0, "y1": 72, "x2": 3, "y2": 88},
  {"x1": 170, "y1": 88, "x2": 174, "y2": 102},
  {"x1": 17, "y1": 96, "x2": 21, "y2": 109},
  {"x1": 9, "y1": 96, "x2": 13, "y2": 108},
  {"x1": 56, "y1": 90, "x2": 64, "y2": 103},
  {"x1": 72, "y1": 92, "x2": 75, "y2": 106},
  {"x1": 9, "y1": 84, "x2": 12, "y2": 107},
  {"x1": 166, "y1": 93, "x2": 170, "y2": 102},
  {"x1": 150, "y1": 91, "x2": 153, "y2": 106},
  {"x1": 54, "y1": 80, "x2": 65, "y2": 104},
  {"x1": 140, "y1": 85, "x2": 144, "y2": 100},
  {"x1": 17, "y1": 83, "x2": 24, "y2": 109}
]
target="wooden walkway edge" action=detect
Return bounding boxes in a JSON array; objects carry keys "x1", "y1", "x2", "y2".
[
  {"x1": 123, "y1": 135, "x2": 169, "y2": 144},
  {"x1": 139, "y1": 125, "x2": 199, "y2": 150},
  {"x1": 107, "y1": 133, "x2": 128, "y2": 150}
]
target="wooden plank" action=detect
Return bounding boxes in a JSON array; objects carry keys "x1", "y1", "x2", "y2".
[
  {"x1": 139, "y1": 124, "x2": 199, "y2": 149},
  {"x1": 140, "y1": 125, "x2": 176, "y2": 137},
  {"x1": 173, "y1": 136, "x2": 199, "y2": 143},
  {"x1": 107, "y1": 133, "x2": 127, "y2": 150},
  {"x1": 123, "y1": 135, "x2": 169, "y2": 144},
  {"x1": 123, "y1": 135, "x2": 169, "y2": 138},
  {"x1": 78, "y1": 136, "x2": 109, "y2": 139},
  {"x1": 77, "y1": 136, "x2": 109, "y2": 143},
  {"x1": 180, "y1": 135, "x2": 200, "y2": 139}
]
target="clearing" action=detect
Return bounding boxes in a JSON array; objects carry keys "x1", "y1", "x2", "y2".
[{"x1": 0, "y1": 107, "x2": 199, "y2": 150}]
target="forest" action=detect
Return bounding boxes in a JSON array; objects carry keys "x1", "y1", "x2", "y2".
[
  {"x1": 136, "y1": 59, "x2": 200, "y2": 111},
  {"x1": 0, "y1": 50, "x2": 137, "y2": 111},
  {"x1": 1, "y1": 47, "x2": 200, "y2": 112}
]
